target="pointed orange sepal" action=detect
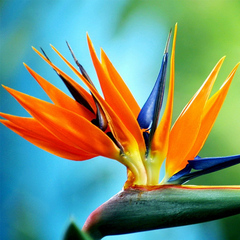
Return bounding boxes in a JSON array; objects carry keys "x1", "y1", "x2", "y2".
[
  {"x1": 86, "y1": 35, "x2": 145, "y2": 152},
  {"x1": 49, "y1": 40, "x2": 144, "y2": 154},
  {"x1": 166, "y1": 57, "x2": 225, "y2": 177},
  {"x1": 100, "y1": 49, "x2": 140, "y2": 118},
  {"x1": 24, "y1": 63, "x2": 95, "y2": 120},
  {"x1": 3, "y1": 86, "x2": 120, "y2": 159},
  {"x1": 31, "y1": 47, "x2": 96, "y2": 113},
  {"x1": 0, "y1": 114, "x2": 96, "y2": 160},
  {"x1": 184, "y1": 62, "x2": 240, "y2": 160}
]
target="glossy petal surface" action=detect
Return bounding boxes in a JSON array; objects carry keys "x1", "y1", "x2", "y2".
[
  {"x1": 3, "y1": 86, "x2": 119, "y2": 159},
  {"x1": 169, "y1": 155, "x2": 240, "y2": 183},
  {"x1": 166, "y1": 57, "x2": 225, "y2": 177}
]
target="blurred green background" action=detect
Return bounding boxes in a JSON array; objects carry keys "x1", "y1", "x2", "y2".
[{"x1": 0, "y1": 0, "x2": 240, "y2": 240}]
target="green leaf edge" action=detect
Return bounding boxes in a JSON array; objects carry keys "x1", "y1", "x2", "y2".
[{"x1": 64, "y1": 222, "x2": 94, "y2": 240}]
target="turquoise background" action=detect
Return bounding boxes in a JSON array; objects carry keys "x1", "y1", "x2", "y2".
[{"x1": 1, "y1": 1, "x2": 240, "y2": 239}]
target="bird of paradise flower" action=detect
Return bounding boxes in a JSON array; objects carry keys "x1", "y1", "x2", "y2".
[{"x1": 1, "y1": 24, "x2": 240, "y2": 239}]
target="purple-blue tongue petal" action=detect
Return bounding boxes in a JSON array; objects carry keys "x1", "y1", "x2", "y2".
[
  {"x1": 168, "y1": 155, "x2": 240, "y2": 184},
  {"x1": 137, "y1": 53, "x2": 168, "y2": 129},
  {"x1": 137, "y1": 31, "x2": 171, "y2": 150},
  {"x1": 188, "y1": 155, "x2": 240, "y2": 170}
]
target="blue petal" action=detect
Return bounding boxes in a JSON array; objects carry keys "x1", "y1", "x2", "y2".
[
  {"x1": 188, "y1": 155, "x2": 240, "y2": 170},
  {"x1": 168, "y1": 155, "x2": 240, "y2": 184},
  {"x1": 137, "y1": 53, "x2": 168, "y2": 130},
  {"x1": 137, "y1": 31, "x2": 171, "y2": 132},
  {"x1": 168, "y1": 164, "x2": 191, "y2": 182}
]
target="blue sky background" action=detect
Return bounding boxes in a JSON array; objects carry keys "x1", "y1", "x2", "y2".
[{"x1": 1, "y1": 1, "x2": 240, "y2": 240}]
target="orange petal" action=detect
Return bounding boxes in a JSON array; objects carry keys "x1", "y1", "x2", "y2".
[
  {"x1": 32, "y1": 47, "x2": 96, "y2": 113},
  {"x1": 166, "y1": 57, "x2": 225, "y2": 177},
  {"x1": 151, "y1": 23, "x2": 177, "y2": 160},
  {"x1": 33, "y1": 41, "x2": 147, "y2": 181},
  {"x1": 75, "y1": 72, "x2": 139, "y2": 152},
  {"x1": 86, "y1": 35, "x2": 145, "y2": 152},
  {"x1": 3, "y1": 86, "x2": 120, "y2": 159},
  {"x1": 48, "y1": 40, "x2": 145, "y2": 153},
  {"x1": 24, "y1": 63, "x2": 95, "y2": 120},
  {"x1": 184, "y1": 62, "x2": 240, "y2": 160},
  {"x1": 100, "y1": 49, "x2": 140, "y2": 118},
  {"x1": 0, "y1": 118, "x2": 96, "y2": 160},
  {"x1": 33, "y1": 45, "x2": 133, "y2": 151}
]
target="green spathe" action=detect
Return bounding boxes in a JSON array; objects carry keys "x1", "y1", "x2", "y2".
[{"x1": 83, "y1": 185, "x2": 240, "y2": 239}]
